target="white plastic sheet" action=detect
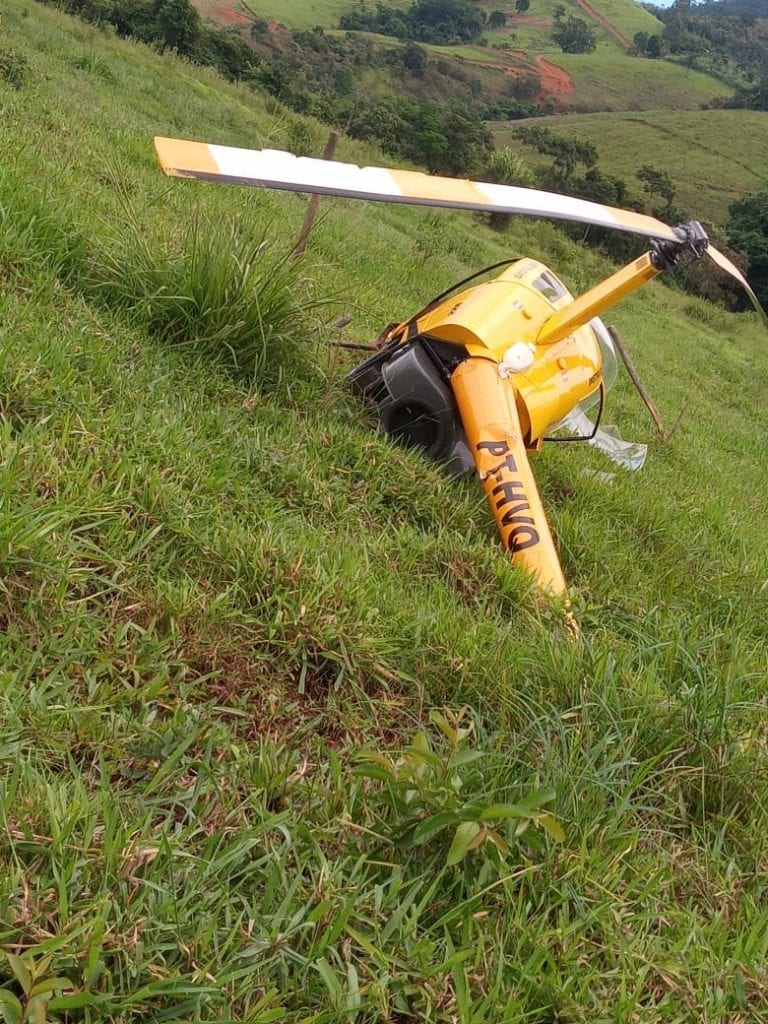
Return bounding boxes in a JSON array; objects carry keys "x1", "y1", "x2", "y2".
[{"x1": 557, "y1": 405, "x2": 648, "y2": 471}]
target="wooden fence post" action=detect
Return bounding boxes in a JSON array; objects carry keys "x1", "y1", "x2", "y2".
[
  {"x1": 607, "y1": 325, "x2": 696, "y2": 442},
  {"x1": 292, "y1": 130, "x2": 339, "y2": 259}
]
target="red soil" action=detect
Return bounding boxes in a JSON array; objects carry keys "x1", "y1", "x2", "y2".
[
  {"x1": 196, "y1": 0, "x2": 285, "y2": 30},
  {"x1": 200, "y1": 1, "x2": 249, "y2": 24},
  {"x1": 464, "y1": 50, "x2": 575, "y2": 108},
  {"x1": 535, "y1": 56, "x2": 574, "y2": 101}
]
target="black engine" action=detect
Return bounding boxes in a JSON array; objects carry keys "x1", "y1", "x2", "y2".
[{"x1": 347, "y1": 338, "x2": 474, "y2": 476}]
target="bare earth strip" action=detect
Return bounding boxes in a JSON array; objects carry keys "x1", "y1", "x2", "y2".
[{"x1": 572, "y1": 0, "x2": 633, "y2": 51}]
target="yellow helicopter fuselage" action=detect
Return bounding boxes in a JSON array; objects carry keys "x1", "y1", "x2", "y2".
[
  {"x1": 363, "y1": 252, "x2": 661, "y2": 600},
  {"x1": 385, "y1": 258, "x2": 605, "y2": 445}
]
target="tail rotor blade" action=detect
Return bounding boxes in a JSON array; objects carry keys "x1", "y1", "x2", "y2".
[{"x1": 707, "y1": 245, "x2": 767, "y2": 326}]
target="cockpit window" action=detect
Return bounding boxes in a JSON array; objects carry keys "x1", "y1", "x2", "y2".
[{"x1": 531, "y1": 271, "x2": 567, "y2": 302}]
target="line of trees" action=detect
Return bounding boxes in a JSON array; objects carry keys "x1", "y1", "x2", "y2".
[
  {"x1": 339, "y1": 0, "x2": 487, "y2": 45},
  {"x1": 511, "y1": 124, "x2": 767, "y2": 313},
  {"x1": 43, "y1": 0, "x2": 257, "y2": 80},
  {"x1": 650, "y1": 0, "x2": 768, "y2": 84}
]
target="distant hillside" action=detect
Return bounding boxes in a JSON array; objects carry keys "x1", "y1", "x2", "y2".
[
  {"x1": 495, "y1": 107, "x2": 768, "y2": 227},
  {"x1": 647, "y1": 0, "x2": 768, "y2": 85},
  {"x1": 195, "y1": 0, "x2": 734, "y2": 112},
  {"x1": 693, "y1": 0, "x2": 768, "y2": 16}
]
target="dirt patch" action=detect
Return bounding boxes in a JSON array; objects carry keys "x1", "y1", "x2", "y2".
[
  {"x1": 506, "y1": 15, "x2": 552, "y2": 29},
  {"x1": 455, "y1": 49, "x2": 574, "y2": 108},
  {"x1": 535, "y1": 56, "x2": 574, "y2": 102},
  {"x1": 571, "y1": 0, "x2": 633, "y2": 51},
  {"x1": 198, "y1": 0, "x2": 250, "y2": 25},
  {"x1": 187, "y1": 645, "x2": 409, "y2": 749},
  {"x1": 196, "y1": 0, "x2": 286, "y2": 29}
]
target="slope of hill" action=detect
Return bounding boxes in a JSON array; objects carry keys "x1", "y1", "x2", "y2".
[
  {"x1": 694, "y1": 0, "x2": 768, "y2": 13},
  {"x1": 407, "y1": 35, "x2": 732, "y2": 109},
  {"x1": 495, "y1": 107, "x2": 768, "y2": 226},
  {"x1": 196, "y1": 0, "x2": 734, "y2": 112},
  {"x1": 481, "y1": 0, "x2": 664, "y2": 51},
  {"x1": 2, "y1": 1, "x2": 768, "y2": 1021}
]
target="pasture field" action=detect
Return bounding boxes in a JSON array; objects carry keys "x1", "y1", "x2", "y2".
[
  {"x1": 1, "y1": 1, "x2": 767, "y2": 1021},
  {"x1": 195, "y1": 0, "x2": 731, "y2": 112},
  {"x1": 405, "y1": 37, "x2": 732, "y2": 111},
  {"x1": 482, "y1": 0, "x2": 663, "y2": 52},
  {"x1": 495, "y1": 108, "x2": 768, "y2": 227},
  {"x1": 551, "y1": 49, "x2": 732, "y2": 110}
]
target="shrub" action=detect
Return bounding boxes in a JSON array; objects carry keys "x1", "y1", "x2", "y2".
[
  {"x1": 87, "y1": 205, "x2": 325, "y2": 387},
  {"x1": 0, "y1": 45, "x2": 29, "y2": 89},
  {"x1": 71, "y1": 51, "x2": 116, "y2": 81}
]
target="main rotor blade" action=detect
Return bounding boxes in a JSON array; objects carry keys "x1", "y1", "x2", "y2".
[
  {"x1": 154, "y1": 136, "x2": 679, "y2": 242},
  {"x1": 706, "y1": 245, "x2": 768, "y2": 326}
]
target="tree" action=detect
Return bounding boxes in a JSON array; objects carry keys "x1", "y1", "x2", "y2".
[
  {"x1": 401, "y1": 40, "x2": 427, "y2": 73},
  {"x1": 507, "y1": 71, "x2": 540, "y2": 101},
  {"x1": 574, "y1": 166, "x2": 631, "y2": 206},
  {"x1": 340, "y1": 0, "x2": 487, "y2": 44},
  {"x1": 645, "y1": 34, "x2": 663, "y2": 57},
  {"x1": 636, "y1": 165, "x2": 676, "y2": 213},
  {"x1": 727, "y1": 73, "x2": 768, "y2": 111},
  {"x1": 551, "y1": 14, "x2": 596, "y2": 54},
  {"x1": 515, "y1": 0, "x2": 530, "y2": 13},
  {"x1": 488, "y1": 9, "x2": 507, "y2": 28},
  {"x1": 516, "y1": 125, "x2": 597, "y2": 178},
  {"x1": 151, "y1": 0, "x2": 201, "y2": 54},
  {"x1": 249, "y1": 16, "x2": 269, "y2": 38},
  {"x1": 727, "y1": 191, "x2": 768, "y2": 308},
  {"x1": 334, "y1": 65, "x2": 354, "y2": 93},
  {"x1": 408, "y1": 0, "x2": 486, "y2": 43},
  {"x1": 632, "y1": 30, "x2": 648, "y2": 53}
]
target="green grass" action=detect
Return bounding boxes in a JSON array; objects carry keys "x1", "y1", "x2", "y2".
[
  {"x1": 495, "y1": 108, "x2": 768, "y2": 228},
  {"x1": 581, "y1": 0, "x2": 663, "y2": 40},
  {"x1": 196, "y1": 0, "x2": 396, "y2": 31},
  {"x1": 553, "y1": 49, "x2": 732, "y2": 109},
  {"x1": 479, "y1": 0, "x2": 660, "y2": 53},
  {"x1": 2, "y1": 1, "x2": 768, "y2": 1021}
]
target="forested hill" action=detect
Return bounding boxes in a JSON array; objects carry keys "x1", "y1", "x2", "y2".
[{"x1": 693, "y1": 0, "x2": 768, "y2": 17}]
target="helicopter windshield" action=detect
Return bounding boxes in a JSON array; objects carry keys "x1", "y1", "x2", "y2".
[
  {"x1": 531, "y1": 270, "x2": 567, "y2": 303},
  {"x1": 575, "y1": 317, "x2": 617, "y2": 414}
]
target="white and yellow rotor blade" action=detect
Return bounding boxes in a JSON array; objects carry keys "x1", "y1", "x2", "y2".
[
  {"x1": 706, "y1": 245, "x2": 767, "y2": 325},
  {"x1": 154, "y1": 136, "x2": 679, "y2": 242}
]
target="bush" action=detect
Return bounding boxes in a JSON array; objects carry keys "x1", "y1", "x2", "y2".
[
  {"x1": 0, "y1": 45, "x2": 29, "y2": 88},
  {"x1": 71, "y1": 51, "x2": 116, "y2": 81},
  {"x1": 88, "y1": 207, "x2": 325, "y2": 386},
  {"x1": 483, "y1": 148, "x2": 535, "y2": 229}
]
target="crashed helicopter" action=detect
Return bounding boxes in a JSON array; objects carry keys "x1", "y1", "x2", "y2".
[{"x1": 153, "y1": 137, "x2": 766, "y2": 600}]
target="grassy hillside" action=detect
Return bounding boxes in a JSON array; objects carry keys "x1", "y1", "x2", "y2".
[
  {"x1": 495, "y1": 108, "x2": 768, "y2": 227},
  {"x1": 2, "y1": 2, "x2": 768, "y2": 1022},
  {"x1": 552, "y1": 49, "x2": 732, "y2": 108},
  {"x1": 480, "y1": 0, "x2": 664, "y2": 52},
  {"x1": 196, "y1": 0, "x2": 733, "y2": 112},
  {"x1": 371, "y1": 35, "x2": 731, "y2": 111}
]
